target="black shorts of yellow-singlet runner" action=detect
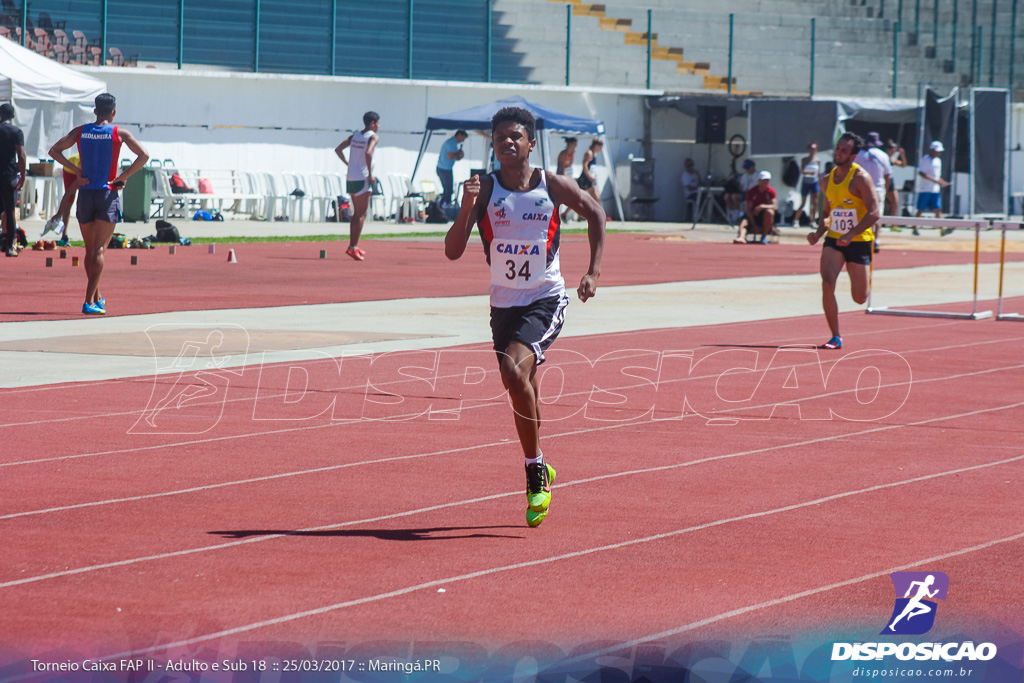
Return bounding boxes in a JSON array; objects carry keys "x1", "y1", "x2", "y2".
[{"x1": 823, "y1": 235, "x2": 872, "y2": 265}]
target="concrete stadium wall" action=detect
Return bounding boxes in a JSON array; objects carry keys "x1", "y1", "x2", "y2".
[
  {"x1": 54, "y1": 68, "x2": 1024, "y2": 220},
  {"x1": 78, "y1": 66, "x2": 650, "y2": 215}
]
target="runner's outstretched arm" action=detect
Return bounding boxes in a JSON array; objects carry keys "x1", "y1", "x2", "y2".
[
  {"x1": 808, "y1": 193, "x2": 833, "y2": 246},
  {"x1": 547, "y1": 171, "x2": 604, "y2": 301}
]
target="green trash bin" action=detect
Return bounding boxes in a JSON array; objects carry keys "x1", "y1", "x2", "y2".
[{"x1": 122, "y1": 167, "x2": 155, "y2": 222}]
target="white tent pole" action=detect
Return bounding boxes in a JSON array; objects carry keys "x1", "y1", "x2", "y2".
[{"x1": 409, "y1": 130, "x2": 433, "y2": 186}]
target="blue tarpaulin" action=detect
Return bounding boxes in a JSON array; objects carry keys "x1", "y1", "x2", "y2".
[
  {"x1": 424, "y1": 95, "x2": 605, "y2": 135},
  {"x1": 409, "y1": 96, "x2": 621, "y2": 219},
  {"x1": 411, "y1": 96, "x2": 605, "y2": 184}
]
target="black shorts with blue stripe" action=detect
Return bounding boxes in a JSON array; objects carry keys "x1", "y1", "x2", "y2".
[{"x1": 489, "y1": 293, "x2": 569, "y2": 366}]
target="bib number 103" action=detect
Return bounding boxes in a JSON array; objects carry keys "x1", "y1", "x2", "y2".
[
  {"x1": 830, "y1": 208, "x2": 857, "y2": 235},
  {"x1": 490, "y1": 238, "x2": 545, "y2": 289}
]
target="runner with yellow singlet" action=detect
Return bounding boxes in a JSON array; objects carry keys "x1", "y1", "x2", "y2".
[{"x1": 806, "y1": 132, "x2": 880, "y2": 350}]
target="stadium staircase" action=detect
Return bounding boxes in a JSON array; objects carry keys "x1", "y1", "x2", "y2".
[{"x1": 492, "y1": 0, "x2": 1023, "y2": 99}]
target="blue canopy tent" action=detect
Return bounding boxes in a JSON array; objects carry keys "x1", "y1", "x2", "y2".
[{"x1": 409, "y1": 95, "x2": 622, "y2": 219}]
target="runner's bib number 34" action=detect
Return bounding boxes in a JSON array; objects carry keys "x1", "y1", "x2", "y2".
[
  {"x1": 490, "y1": 238, "x2": 546, "y2": 289},
  {"x1": 830, "y1": 208, "x2": 857, "y2": 235}
]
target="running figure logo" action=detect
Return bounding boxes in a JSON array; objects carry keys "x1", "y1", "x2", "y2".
[
  {"x1": 881, "y1": 572, "x2": 949, "y2": 635},
  {"x1": 130, "y1": 324, "x2": 248, "y2": 435}
]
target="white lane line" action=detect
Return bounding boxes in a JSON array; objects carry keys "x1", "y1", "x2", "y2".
[
  {"x1": 1, "y1": 325, "x2": 1020, "y2": 432},
  {"x1": 2, "y1": 400, "x2": 1021, "y2": 589},
  {"x1": 2, "y1": 360, "x2": 1021, "y2": 520},
  {"x1": 3, "y1": 332, "x2": 1022, "y2": 469},
  {"x1": 84, "y1": 453, "x2": 1024, "y2": 661},
  {"x1": 566, "y1": 530, "x2": 1024, "y2": 665}
]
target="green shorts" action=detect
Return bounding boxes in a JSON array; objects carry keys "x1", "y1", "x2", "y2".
[{"x1": 346, "y1": 179, "x2": 371, "y2": 196}]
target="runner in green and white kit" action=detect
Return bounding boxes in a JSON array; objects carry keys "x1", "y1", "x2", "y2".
[{"x1": 335, "y1": 111, "x2": 379, "y2": 261}]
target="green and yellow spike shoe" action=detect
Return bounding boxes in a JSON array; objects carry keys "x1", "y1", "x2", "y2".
[{"x1": 525, "y1": 462, "x2": 556, "y2": 527}]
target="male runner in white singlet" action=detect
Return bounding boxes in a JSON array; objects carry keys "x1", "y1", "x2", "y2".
[
  {"x1": 335, "y1": 111, "x2": 379, "y2": 261},
  {"x1": 445, "y1": 107, "x2": 605, "y2": 527}
]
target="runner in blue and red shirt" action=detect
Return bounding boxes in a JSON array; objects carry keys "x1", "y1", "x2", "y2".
[{"x1": 49, "y1": 93, "x2": 149, "y2": 315}]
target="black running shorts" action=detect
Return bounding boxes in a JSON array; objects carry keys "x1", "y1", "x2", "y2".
[
  {"x1": 490, "y1": 293, "x2": 569, "y2": 366},
  {"x1": 76, "y1": 189, "x2": 122, "y2": 224},
  {"x1": 824, "y1": 235, "x2": 872, "y2": 265}
]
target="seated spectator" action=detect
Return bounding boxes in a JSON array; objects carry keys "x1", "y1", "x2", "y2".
[
  {"x1": 734, "y1": 170, "x2": 777, "y2": 244},
  {"x1": 739, "y1": 158, "x2": 758, "y2": 195},
  {"x1": 722, "y1": 172, "x2": 743, "y2": 225},
  {"x1": 680, "y1": 157, "x2": 700, "y2": 221}
]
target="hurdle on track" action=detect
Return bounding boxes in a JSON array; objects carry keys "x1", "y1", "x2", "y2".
[
  {"x1": 993, "y1": 220, "x2": 1024, "y2": 321},
  {"x1": 867, "y1": 216, "x2": 993, "y2": 320}
]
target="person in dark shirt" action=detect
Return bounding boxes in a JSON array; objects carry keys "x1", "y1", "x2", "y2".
[{"x1": 0, "y1": 103, "x2": 26, "y2": 257}]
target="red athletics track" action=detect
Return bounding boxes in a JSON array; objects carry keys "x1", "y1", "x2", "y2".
[
  {"x1": 2, "y1": 233, "x2": 1021, "y2": 321},
  {"x1": 1, "y1": 236, "x2": 1023, "y2": 678}
]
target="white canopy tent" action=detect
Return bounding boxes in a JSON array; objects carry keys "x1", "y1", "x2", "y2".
[{"x1": 0, "y1": 36, "x2": 105, "y2": 157}]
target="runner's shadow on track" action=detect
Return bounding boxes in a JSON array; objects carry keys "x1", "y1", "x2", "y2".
[
  {"x1": 702, "y1": 344, "x2": 819, "y2": 349},
  {"x1": 209, "y1": 526, "x2": 524, "y2": 542}
]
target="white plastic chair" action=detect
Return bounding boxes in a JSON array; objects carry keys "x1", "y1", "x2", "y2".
[
  {"x1": 309, "y1": 174, "x2": 334, "y2": 222},
  {"x1": 396, "y1": 174, "x2": 423, "y2": 222},
  {"x1": 263, "y1": 172, "x2": 292, "y2": 221},
  {"x1": 385, "y1": 174, "x2": 404, "y2": 222},
  {"x1": 418, "y1": 178, "x2": 437, "y2": 202},
  {"x1": 236, "y1": 171, "x2": 265, "y2": 219}
]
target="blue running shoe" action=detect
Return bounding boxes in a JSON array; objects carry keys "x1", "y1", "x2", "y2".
[
  {"x1": 82, "y1": 302, "x2": 105, "y2": 315},
  {"x1": 821, "y1": 335, "x2": 842, "y2": 350}
]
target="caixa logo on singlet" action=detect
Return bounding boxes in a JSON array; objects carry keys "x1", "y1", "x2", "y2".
[
  {"x1": 495, "y1": 243, "x2": 541, "y2": 255},
  {"x1": 521, "y1": 212, "x2": 550, "y2": 221}
]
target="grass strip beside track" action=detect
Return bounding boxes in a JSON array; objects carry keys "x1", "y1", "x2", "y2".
[{"x1": 54, "y1": 227, "x2": 635, "y2": 248}]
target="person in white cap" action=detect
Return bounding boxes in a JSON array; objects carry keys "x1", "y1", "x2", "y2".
[
  {"x1": 855, "y1": 131, "x2": 896, "y2": 252},
  {"x1": 916, "y1": 140, "x2": 950, "y2": 231},
  {"x1": 735, "y1": 170, "x2": 777, "y2": 244}
]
